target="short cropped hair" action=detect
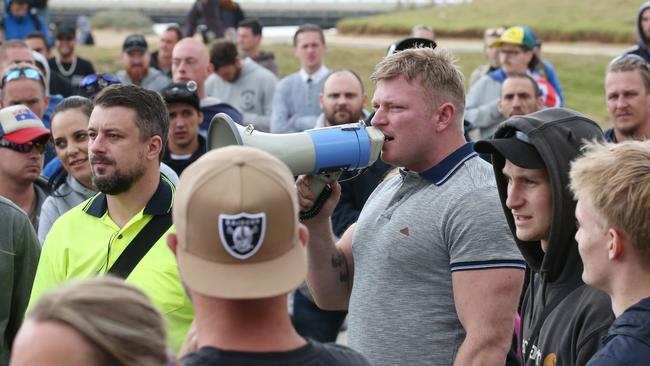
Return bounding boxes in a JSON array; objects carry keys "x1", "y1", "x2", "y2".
[
  {"x1": 503, "y1": 73, "x2": 542, "y2": 98},
  {"x1": 26, "y1": 277, "x2": 172, "y2": 366},
  {"x1": 0, "y1": 40, "x2": 31, "y2": 66},
  {"x1": 371, "y1": 47, "x2": 465, "y2": 124},
  {"x1": 209, "y1": 39, "x2": 238, "y2": 69},
  {"x1": 165, "y1": 25, "x2": 183, "y2": 42},
  {"x1": 25, "y1": 31, "x2": 51, "y2": 51},
  {"x1": 293, "y1": 23, "x2": 325, "y2": 47},
  {"x1": 323, "y1": 69, "x2": 365, "y2": 94},
  {"x1": 570, "y1": 140, "x2": 650, "y2": 264},
  {"x1": 607, "y1": 54, "x2": 650, "y2": 93},
  {"x1": 93, "y1": 84, "x2": 169, "y2": 159},
  {"x1": 238, "y1": 18, "x2": 263, "y2": 36}
]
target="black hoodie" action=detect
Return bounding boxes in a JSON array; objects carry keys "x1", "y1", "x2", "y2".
[
  {"x1": 624, "y1": 1, "x2": 650, "y2": 62},
  {"x1": 482, "y1": 108, "x2": 615, "y2": 366}
]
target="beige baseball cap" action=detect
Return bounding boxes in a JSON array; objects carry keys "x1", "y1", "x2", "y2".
[{"x1": 173, "y1": 145, "x2": 306, "y2": 299}]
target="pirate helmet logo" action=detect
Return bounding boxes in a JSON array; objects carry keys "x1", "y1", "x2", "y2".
[{"x1": 218, "y1": 212, "x2": 266, "y2": 260}]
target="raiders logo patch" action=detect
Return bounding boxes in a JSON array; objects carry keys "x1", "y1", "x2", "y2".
[{"x1": 218, "y1": 212, "x2": 266, "y2": 260}]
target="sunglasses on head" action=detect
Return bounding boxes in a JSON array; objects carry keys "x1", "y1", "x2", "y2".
[
  {"x1": 80, "y1": 73, "x2": 120, "y2": 88},
  {"x1": 0, "y1": 138, "x2": 49, "y2": 154},
  {"x1": 1, "y1": 66, "x2": 44, "y2": 89}
]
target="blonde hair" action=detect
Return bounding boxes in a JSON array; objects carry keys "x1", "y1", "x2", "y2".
[
  {"x1": 570, "y1": 140, "x2": 650, "y2": 262},
  {"x1": 371, "y1": 47, "x2": 465, "y2": 125},
  {"x1": 27, "y1": 277, "x2": 175, "y2": 366}
]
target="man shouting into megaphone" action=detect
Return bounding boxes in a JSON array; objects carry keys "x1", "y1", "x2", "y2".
[{"x1": 297, "y1": 47, "x2": 526, "y2": 366}]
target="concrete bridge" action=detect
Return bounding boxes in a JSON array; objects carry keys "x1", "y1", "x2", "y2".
[{"x1": 49, "y1": 0, "x2": 446, "y2": 28}]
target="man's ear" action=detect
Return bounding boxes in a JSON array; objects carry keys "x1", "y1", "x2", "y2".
[
  {"x1": 608, "y1": 227, "x2": 626, "y2": 261},
  {"x1": 607, "y1": 228, "x2": 625, "y2": 261},
  {"x1": 147, "y1": 135, "x2": 163, "y2": 160},
  {"x1": 298, "y1": 223, "x2": 309, "y2": 248},
  {"x1": 535, "y1": 96, "x2": 544, "y2": 111},
  {"x1": 434, "y1": 102, "x2": 456, "y2": 132},
  {"x1": 167, "y1": 233, "x2": 178, "y2": 256},
  {"x1": 207, "y1": 62, "x2": 214, "y2": 75}
]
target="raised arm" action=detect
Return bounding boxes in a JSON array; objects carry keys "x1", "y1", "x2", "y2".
[{"x1": 297, "y1": 175, "x2": 355, "y2": 310}]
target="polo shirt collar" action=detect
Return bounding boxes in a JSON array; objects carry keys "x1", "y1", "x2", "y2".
[
  {"x1": 418, "y1": 142, "x2": 478, "y2": 186},
  {"x1": 84, "y1": 175, "x2": 175, "y2": 218}
]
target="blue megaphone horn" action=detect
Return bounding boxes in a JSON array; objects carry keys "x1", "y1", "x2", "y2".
[{"x1": 207, "y1": 113, "x2": 384, "y2": 218}]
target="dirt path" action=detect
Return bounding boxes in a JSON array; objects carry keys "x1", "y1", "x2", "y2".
[{"x1": 91, "y1": 28, "x2": 628, "y2": 57}]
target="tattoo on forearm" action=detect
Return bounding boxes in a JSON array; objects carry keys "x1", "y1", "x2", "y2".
[{"x1": 331, "y1": 250, "x2": 349, "y2": 283}]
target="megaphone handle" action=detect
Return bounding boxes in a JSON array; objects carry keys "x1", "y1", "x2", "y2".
[{"x1": 299, "y1": 172, "x2": 341, "y2": 221}]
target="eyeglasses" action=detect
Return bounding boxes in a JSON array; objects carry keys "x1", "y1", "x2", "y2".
[
  {"x1": 0, "y1": 138, "x2": 48, "y2": 154},
  {"x1": 1, "y1": 66, "x2": 44, "y2": 89},
  {"x1": 499, "y1": 49, "x2": 525, "y2": 57},
  {"x1": 80, "y1": 73, "x2": 120, "y2": 88}
]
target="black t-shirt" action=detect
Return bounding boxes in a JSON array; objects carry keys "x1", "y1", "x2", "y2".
[
  {"x1": 181, "y1": 340, "x2": 371, "y2": 366},
  {"x1": 49, "y1": 71, "x2": 74, "y2": 97},
  {"x1": 48, "y1": 56, "x2": 96, "y2": 89}
]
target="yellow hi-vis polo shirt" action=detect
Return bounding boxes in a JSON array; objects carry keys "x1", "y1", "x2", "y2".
[{"x1": 29, "y1": 175, "x2": 193, "y2": 351}]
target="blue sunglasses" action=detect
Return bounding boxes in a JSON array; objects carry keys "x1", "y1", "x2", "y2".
[
  {"x1": 1, "y1": 67, "x2": 44, "y2": 89},
  {"x1": 80, "y1": 74, "x2": 120, "y2": 88}
]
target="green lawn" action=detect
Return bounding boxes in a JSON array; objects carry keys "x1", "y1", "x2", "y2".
[
  {"x1": 338, "y1": 0, "x2": 641, "y2": 44},
  {"x1": 77, "y1": 42, "x2": 611, "y2": 128}
]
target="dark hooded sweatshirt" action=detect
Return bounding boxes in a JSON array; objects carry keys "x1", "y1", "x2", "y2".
[
  {"x1": 624, "y1": 1, "x2": 650, "y2": 62},
  {"x1": 486, "y1": 108, "x2": 615, "y2": 366},
  {"x1": 587, "y1": 297, "x2": 650, "y2": 365}
]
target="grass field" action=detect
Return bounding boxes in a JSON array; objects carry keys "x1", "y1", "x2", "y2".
[
  {"x1": 338, "y1": 0, "x2": 641, "y2": 44},
  {"x1": 77, "y1": 42, "x2": 612, "y2": 127}
]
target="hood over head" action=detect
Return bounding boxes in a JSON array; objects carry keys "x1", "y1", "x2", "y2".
[
  {"x1": 475, "y1": 108, "x2": 603, "y2": 283},
  {"x1": 637, "y1": 1, "x2": 650, "y2": 49}
]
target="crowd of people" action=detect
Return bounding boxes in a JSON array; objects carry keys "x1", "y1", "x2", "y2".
[{"x1": 1, "y1": 0, "x2": 650, "y2": 365}]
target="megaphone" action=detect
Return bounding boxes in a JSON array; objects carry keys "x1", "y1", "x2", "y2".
[{"x1": 207, "y1": 113, "x2": 384, "y2": 218}]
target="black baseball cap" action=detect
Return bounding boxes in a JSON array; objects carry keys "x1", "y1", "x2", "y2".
[
  {"x1": 474, "y1": 131, "x2": 545, "y2": 169},
  {"x1": 123, "y1": 34, "x2": 148, "y2": 53},
  {"x1": 56, "y1": 24, "x2": 76, "y2": 39},
  {"x1": 161, "y1": 82, "x2": 201, "y2": 112}
]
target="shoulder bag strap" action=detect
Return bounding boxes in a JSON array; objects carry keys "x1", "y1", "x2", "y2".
[{"x1": 108, "y1": 213, "x2": 172, "y2": 279}]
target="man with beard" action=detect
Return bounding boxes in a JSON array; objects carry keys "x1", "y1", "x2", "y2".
[
  {"x1": 161, "y1": 82, "x2": 206, "y2": 175},
  {"x1": 498, "y1": 73, "x2": 544, "y2": 119},
  {"x1": 47, "y1": 24, "x2": 95, "y2": 90},
  {"x1": 293, "y1": 69, "x2": 391, "y2": 343},
  {"x1": 116, "y1": 34, "x2": 170, "y2": 92},
  {"x1": 205, "y1": 39, "x2": 277, "y2": 131},
  {"x1": 28, "y1": 84, "x2": 194, "y2": 353},
  {"x1": 603, "y1": 54, "x2": 650, "y2": 142}
]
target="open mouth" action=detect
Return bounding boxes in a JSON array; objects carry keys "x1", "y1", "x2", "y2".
[{"x1": 384, "y1": 136, "x2": 394, "y2": 142}]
